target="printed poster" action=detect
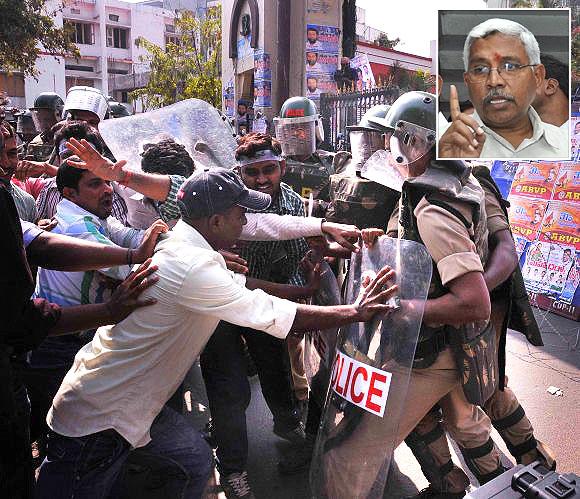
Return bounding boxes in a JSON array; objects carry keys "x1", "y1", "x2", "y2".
[
  {"x1": 305, "y1": 51, "x2": 339, "y2": 76},
  {"x1": 223, "y1": 78, "x2": 234, "y2": 118},
  {"x1": 521, "y1": 240, "x2": 575, "y2": 297},
  {"x1": 507, "y1": 195, "x2": 548, "y2": 241},
  {"x1": 306, "y1": 24, "x2": 340, "y2": 53},
  {"x1": 553, "y1": 162, "x2": 580, "y2": 203},
  {"x1": 490, "y1": 160, "x2": 518, "y2": 199},
  {"x1": 509, "y1": 162, "x2": 559, "y2": 200},
  {"x1": 253, "y1": 79, "x2": 271, "y2": 108},
  {"x1": 539, "y1": 201, "x2": 580, "y2": 250},
  {"x1": 350, "y1": 53, "x2": 376, "y2": 91},
  {"x1": 254, "y1": 50, "x2": 271, "y2": 81}
]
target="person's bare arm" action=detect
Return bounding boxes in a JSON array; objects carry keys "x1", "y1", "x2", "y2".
[
  {"x1": 423, "y1": 271, "x2": 490, "y2": 327},
  {"x1": 65, "y1": 138, "x2": 171, "y2": 201},
  {"x1": 26, "y1": 229, "x2": 162, "y2": 270},
  {"x1": 484, "y1": 229, "x2": 519, "y2": 292},
  {"x1": 290, "y1": 266, "x2": 398, "y2": 332},
  {"x1": 246, "y1": 279, "x2": 317, "y2": 300},
  {"x1": 48, "y1": 260, "x2": 158, "y2": 335}
]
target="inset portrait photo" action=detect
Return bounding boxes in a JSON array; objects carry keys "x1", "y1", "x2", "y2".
[{"x1": 437, "y1": 9, "x2": 571, "y2": 161}]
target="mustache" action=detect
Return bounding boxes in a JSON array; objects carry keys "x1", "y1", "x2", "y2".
[
  {"x1": 99, "y1": 195, "x2": 113, "y2": 204},
  {"x1": 483, "y1": 90, "x2": 515, "y2": 105}
]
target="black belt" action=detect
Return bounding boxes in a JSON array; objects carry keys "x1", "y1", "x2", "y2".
[{"x1": 414, "y1": 329, "x2": 450, "y2": 359}]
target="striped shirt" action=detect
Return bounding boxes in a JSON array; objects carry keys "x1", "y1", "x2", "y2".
[
  {"x1": 36, "y1": 178, "x2": 130, "y2": 226},
  {"x1": 237, "y1": 183, "x2": 308, "y2": 286},
  {"x1": 30, "y1": 198, "x2": 144, "y2": 369}
]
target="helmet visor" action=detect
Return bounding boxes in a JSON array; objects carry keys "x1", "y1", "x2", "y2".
[
  {"x1": 31, "y1": 108, "x2": 58, "y2": 133},
  {"x1": 274, "y1": 116, "x2": 316, "y2": 156},
  {"x1": 349, "y1": 130, "x2": 384, "y2": 170},
  {"x1": 387, "y1": 120, "x2": 435, "y2": 167}
]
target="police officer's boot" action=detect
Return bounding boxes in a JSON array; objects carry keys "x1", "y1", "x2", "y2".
[
  {"x1": 484, "y1": 387, "x2": 556, "y2": 470},
  {"x1": 405, "y1": 407, "x2": 470, "y2": 498}
]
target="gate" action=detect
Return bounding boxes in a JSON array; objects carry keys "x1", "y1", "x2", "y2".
[{"x1": 319, "y1": 85, "x2": 400, "y2": 152}]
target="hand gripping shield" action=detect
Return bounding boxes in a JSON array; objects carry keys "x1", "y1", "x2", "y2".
[
  {"x1": 310, "y1": 236, "x2": 432, "y2": 499},
  {"x1": 98, "y1": 99, "x2": 238, "y2": 171},
  {"x1": 304, "y1": 259, "x2": 342, "y2": 406}
]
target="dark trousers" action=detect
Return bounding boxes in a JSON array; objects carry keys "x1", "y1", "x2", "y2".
[
  {"x1": 35, "y1": 406, "x2": 213, "y2": 499},
  {"x1": 200, "y1": 321, "x2": 298, "y2": 474},
  {"x1": 22, "y1": 366, "x2": 67, "y2": 449}
]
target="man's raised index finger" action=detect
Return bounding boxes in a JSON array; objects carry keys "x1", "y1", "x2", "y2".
[{"x1": 449, "y1": 84, "x2": 461, "y2": 121}]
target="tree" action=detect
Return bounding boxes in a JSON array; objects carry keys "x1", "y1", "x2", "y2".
[
  {"x1": 131, "y1": 7, "x2": 222, "y2": 111},
  {"x1": 375, "y1": 33, "x2": 400, "y2": 50},
  {"x1": 0, "y1": 0, "x2": 79, "y2": 77}
]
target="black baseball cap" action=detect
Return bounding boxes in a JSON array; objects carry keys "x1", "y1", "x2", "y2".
[{"x1": 177, "y1": 168, "x2": 271, "y2": 219}]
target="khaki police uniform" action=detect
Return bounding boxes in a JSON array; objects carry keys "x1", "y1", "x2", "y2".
[
  {"x1": 322, "y1": 184, "x2": 503, "y2": 499},
  {"x1": 406, "y1": 172, "x2": 554, "y2": 496}
]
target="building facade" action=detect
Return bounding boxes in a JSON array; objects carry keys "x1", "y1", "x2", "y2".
[{"x1": 1, "y1": 0, "x2": 176, "y2": 110}]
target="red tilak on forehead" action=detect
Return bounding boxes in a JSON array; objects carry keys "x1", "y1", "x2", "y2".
[{"x1": 492, "y1": 52, "x2": 502, "y2": 64}]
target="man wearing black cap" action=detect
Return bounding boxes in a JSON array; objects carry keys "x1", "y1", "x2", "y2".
[{"x1": 36, "y1": 168, "x2": 399, "y2": 499}]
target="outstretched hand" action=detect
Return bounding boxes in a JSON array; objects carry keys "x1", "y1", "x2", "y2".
[
  {"x1": 354, "y1": 266, "x2": 398, "y2": 321},
  {"x1": 105, "y1": 259, "x2": 159, "y2": 323},
  {"x1": 65, "y1": 138, "x2": 127, "y2": 182},
  {"x1": 321, "y1": 221, "x2": 361, "y2": 253},
  {"x1": 438, "y1": 85, "x2": 485, "y2": 158}
]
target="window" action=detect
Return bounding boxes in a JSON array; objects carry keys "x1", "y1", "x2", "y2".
[
  {"x1": 65, "y1": 64, "x2": 94, "y2": 72},
  {"x1": 106, "y1": 27, "x2": 128, "y2": 49},
  {"x1": 70, "y1": 8, "x2": 81, "y2": 14},
  {"x1": 165, "y1": 24, "x2": 175, "y2": 33},
  {"x1": 0, "y1": 73, "x2": 25, "y2": 97},
  {"x1": 109, "y1": 14, "x2": 119, "y2": 22},
  {"x1": 165, "y1": 35, "x2": 179, "y2": 47},
  {"x1": 66, "y1": 21, "x2": 94, "y2": 45}
]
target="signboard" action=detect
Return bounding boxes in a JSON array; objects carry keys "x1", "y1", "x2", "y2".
[
  {"x1": 305, "y1": 24, "x2": 339, "y2": 103},
  {"x1": 330, "y1": 350, "x2": 392, "y2": 418}
]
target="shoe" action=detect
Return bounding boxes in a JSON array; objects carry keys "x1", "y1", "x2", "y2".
[
  {"x1": 273, "y1": 421, "x2": 306, "y2": 445},
  {"x1": 221, "y1": 471, "x2": 256, "y2": 499},
  {"x1": 407, "y1": 486, "x2": 466, "y2": 499},
  {"x1": 277, "y1": 434, "x2": 315, "y2": 475}
]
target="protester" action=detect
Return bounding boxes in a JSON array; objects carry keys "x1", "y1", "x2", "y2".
[
  {"x1": 200, "y1": 133, "x2": 315, "y2": 498},
  {"x1": 35, "y1": 167, "x2": 398, "y2": 499},
  {"x1": 438, "y1": 18, "x2": 568, "y2": 159},
  {"x1": 0, "y1": 120, "x2": 159, "y2": 499},
  {"x1": 0, "y1": 122, "x2": 38, "y2": 221}
]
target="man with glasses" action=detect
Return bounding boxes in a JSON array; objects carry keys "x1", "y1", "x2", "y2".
[{"x1": 438, "y1": 18, "x2": 569, "y2": 160}]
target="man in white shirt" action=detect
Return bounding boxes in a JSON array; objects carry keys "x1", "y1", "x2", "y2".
[
  {"x1": 36, "y1": 168, "x2": 397, "y2": 499},
  {"x1": 438, "y1": 18, "x2": 569, "y2": 160}
]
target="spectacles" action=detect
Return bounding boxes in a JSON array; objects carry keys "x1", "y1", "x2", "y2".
[
  {"x1": 465, "y1": 62, "x2": 536, "y2": 82},
  {"x1": 242, "y1": 163, "x2": 280, "y2": 177}
]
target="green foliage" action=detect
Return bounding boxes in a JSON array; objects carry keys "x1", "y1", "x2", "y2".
[
  {"x1": 131, "y1": 7, "x2": 222, "y2": 111},
  {"x1": 0, "y1": 0, "x2": 79, "y2": 77},
  {"x1": 375, "y1": 33, "x2": 400, "y2": 50}
]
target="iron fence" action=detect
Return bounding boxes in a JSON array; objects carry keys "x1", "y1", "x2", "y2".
[{"x1": 319, "y1": 85, "x2": 400, "y2": 151}]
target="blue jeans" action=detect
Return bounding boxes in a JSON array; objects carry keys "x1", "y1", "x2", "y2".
[{"x1": 35, "y1": 406, "x2": 213, "y2": 499}]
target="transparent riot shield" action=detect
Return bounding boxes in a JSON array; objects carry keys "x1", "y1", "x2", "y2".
[
  {"x1": 360, "y1": 149, "x2": 405, "y2": 193},
  {"x1": 304, "y1": 260, "x2": 342, "y2": 406},
  {"x1": 98, "y1": 99, "x2": 237, "y2": 172},
  {"x1": 310, "y1": 236, "x2": 432, "y2": 499}
]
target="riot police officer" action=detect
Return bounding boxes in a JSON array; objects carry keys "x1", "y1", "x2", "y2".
[
  {"x1": 108, "y1": 101, "x2": 131, "y2": 118},
  {"x1": 274, "y1": 96, "x2": 336, "y2": 216},
  {"x1": 26, "y1": 92, "x2": 64, "y2": 162},
  {"x1": 320, "y1": 92, "x2": 505, "y2": 498},
  {"x1": 15, "y1": 111, "x2": 38, "y2": 146},
  {"x1": 62, "y1": 86, "x2": 109, "y2": 127},
  {"x1": 325, "y1": 104, "x2": 400, "y2": 230}
]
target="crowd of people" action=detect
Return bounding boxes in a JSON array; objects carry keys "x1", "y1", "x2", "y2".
[{"x1": 0, "y1": 16, "x2": 563, "y2": 499}]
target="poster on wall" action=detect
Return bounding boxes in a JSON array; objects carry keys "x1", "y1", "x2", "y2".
[
  {"x1": 553, "y1": 162, "x2": 580, "y2": 203},
  {"x1": 509, "y1": 161, "x2": 559, "y2": 200},
  {"x1": 305, "y1": 24, "x2": 339, "y2": 102},
  {"x1": 306, "y1": 24, "x2": 340, "y2": 53},
  {"x1": 539, "y1": 200, "x2": 580, "y2": 250},
  {"x1": 237, "y1": 34, "x2": 253, "y2": 60},
  {"x1": 350, "y1": 53, "x2": 376, "y2": 91},
  {"x1": 223, "y1": 78, "x2": 235, "y2": 118},
  {"x1": 507, "y1": 195, "x2": 549, "y2": 241},
  {"x1": 254, "y1": 50, "x2": 271, "y2": 81},
  {"x1": 490, "y1": 160, "x2": 518, "y2": 199},
  {"x1": 253, "y1": 79, "x2": 272, "y2": 108}
]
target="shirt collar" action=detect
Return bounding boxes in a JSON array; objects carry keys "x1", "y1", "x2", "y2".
[
  {"x1": 57, "y1": 197, "x2": 106, "y2": 224},
  {"x1": 169, "y1": 219, "x2": 214, "y2": 251},
  {"x1": 472, "y1": 107, "x2": 560, "y2": 150}
]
